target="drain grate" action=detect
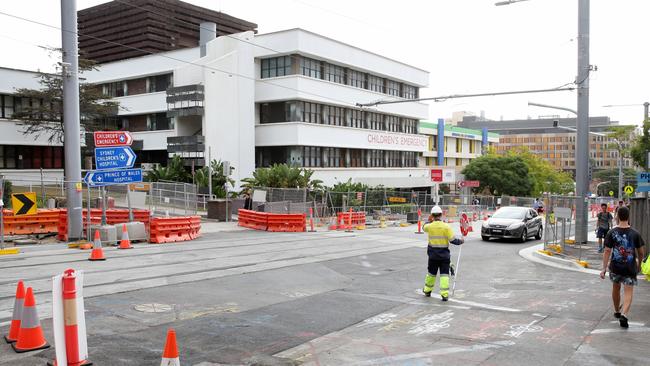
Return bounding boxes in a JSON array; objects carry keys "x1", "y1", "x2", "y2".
[{"x1": 134, "y1": 303, "x2": 173, "y2": 313}]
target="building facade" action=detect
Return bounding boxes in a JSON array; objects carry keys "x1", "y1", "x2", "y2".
[{"x1": 458, "y1": 116, "x2": 635, "y2": 174}]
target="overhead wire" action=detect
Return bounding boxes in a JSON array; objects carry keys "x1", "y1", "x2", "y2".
[{"x1": 0, "y1": 9, "x2": 360, "y2": 108}]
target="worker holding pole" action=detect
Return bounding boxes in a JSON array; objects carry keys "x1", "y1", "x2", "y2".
[{"x1": 422, "y1": 206, "x2": 464, "y2": 301}]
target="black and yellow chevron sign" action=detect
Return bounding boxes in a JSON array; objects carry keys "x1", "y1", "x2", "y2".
[{"x1": 11, "y1": 192, "x2": 37, "y2": 216}]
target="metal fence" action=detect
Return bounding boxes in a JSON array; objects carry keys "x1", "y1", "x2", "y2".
[{"x1": 148, "y1": 181, "x2": 199, "y2": 216}]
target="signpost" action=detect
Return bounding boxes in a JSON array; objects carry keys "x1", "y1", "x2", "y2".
[
  {"x1": 457, "y1": 180, "x2": 480, "y2": 188},
  {"x1": 637, "y1": 172, "x2": 650, "y2": 193},
  {"x1": 93, "y1": 131, "x2": 133, "y2": 147},
  {"x1": 624, "y1": 185, "x2": 634, "y2": 196},
  {"x1": 608, "y1": 191, "x2": 614, "y2": 197},
  {"x1": 431, "y1": 169, "x2": 443, "y2": 182},
  {"x1": 84, "y1": 169, "x2": 143, "y2": 187},
  {"x1": 94, "y1": 147, "x2": 136, "y2": 170},
  {"x1": 11, "y1": 193, "x2": 37, "y2": 216}
]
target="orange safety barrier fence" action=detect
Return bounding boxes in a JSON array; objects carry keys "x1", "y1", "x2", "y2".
[
  {"x1": 149, "y1": 216, "x2": 201, "y2": 244},
  {"x1": 336, "y1": 212, "x2": 366, "y2": 230},
  {"x1": 237, "y1": 209, "x2": 268, "y2": 231},
  {"x1": 3, "y1": 209, "x2": 62, "y2": 236},
  {"x1": 267, "y1": 213, "x2": 306, "y2": 232}
]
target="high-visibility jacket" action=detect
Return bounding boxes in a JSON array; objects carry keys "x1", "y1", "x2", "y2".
[{"x1": 423, "y1": 220, "x2": 457, "y2": 260}]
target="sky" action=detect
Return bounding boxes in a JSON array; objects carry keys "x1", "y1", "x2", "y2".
[{"x1": 0, "y1": 0, "x2": 648, "y2": 126}]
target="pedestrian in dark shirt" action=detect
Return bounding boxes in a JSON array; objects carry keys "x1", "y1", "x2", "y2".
[
  {"x1": 600, "y1": 206, "x2": 646, "y2": 328},
  {"x1": 596, "y1": 203, "x2": 613, "y2": 253},
  {"x1": 243, "y1": 192, "x2": 253, "y2": 210}
]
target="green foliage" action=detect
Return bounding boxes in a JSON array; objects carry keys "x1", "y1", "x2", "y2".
[
  {"x1": 145, "y1": 155, "x2": 190, "y2": 183},
  {"x1": 241, "y1": 164, "x2": 323, "y2": 190},
  {"x1": 630, "y1": 119, "x2": 650, "y2": 168},
  {"x1": 12, "y1": 52, "x2": 119, "y2": 144},
  {"x1": 3, "y1": 180, "x2": 12, "y2": 205},
  {"x1": 462, "y1": 155, "x2": 533, "y2": 196},
  {"x1": 194, "y1": 159, "x2": 236, "y2": 198},
  {"x1": 505, "y1": 147, "x2": 575, "y2": 196}
]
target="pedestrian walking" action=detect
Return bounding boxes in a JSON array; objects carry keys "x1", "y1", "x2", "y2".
[
  {"x1": 596, "y1": 203, "x2": 613, "y2": 253},
  {"x1": 243, "y1": 191, "x2": 253, "y2": 210},
  {"x1": 422, "y1": 205, "x2": 464, "y2": 301},
  {"x1": 614, "y1": 200, "x2": 625, "y2": 225},
  {"x1": 600, "y1": 206, "x2": 645, "y2": 328}
]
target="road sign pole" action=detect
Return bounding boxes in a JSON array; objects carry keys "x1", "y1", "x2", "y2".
[
  {"x1": 0, "y1": 175, "x2": 4, "y2": 250},
  {"x1": 87, "y1": 183, "x2": 91, "y2": 242},
  {"x1": 61, "y1": 0, "x2": 83, "y2": 241},
  {"x1": 101, "y1": 187, "x2": 107, "y2": 226},
  {"x1": 127, "y1": 184, "x2": 134, "y2": 222}
]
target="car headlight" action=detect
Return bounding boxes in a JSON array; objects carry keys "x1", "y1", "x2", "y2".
[
  {"x1": 508, "y1": 222, "x2": 524, "y2": 230},
  {"x1": 482, "y1": 221, "x2": 489, "y2": 228}
]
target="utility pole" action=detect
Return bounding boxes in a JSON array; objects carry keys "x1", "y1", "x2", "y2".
[
  {"x1": 575, "y1": 0, "x2": 590, "y2": 244},
  {"x1": 61, "y1": 0, "x2": 83, "y2": 241}
]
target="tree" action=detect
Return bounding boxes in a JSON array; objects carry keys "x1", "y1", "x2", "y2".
[
  {"x1": 12, "y1": 52, "x2": 119, "y2": 143},
  {"x1": 504, "y1": 147, "x2": 575, "y2": 196},
  {"x1": 462, "y1": 155, "x2": 533, "y2": 196},
  {"x1": 241, "y1": 164, "x2": 323, "y2": 190},
  {"x1": 145, "y1": 155, "x2": 190, "y2": 182},
  {"x1": 194, "y1": 159, "x2": 235, "y2": 198},
  {"x1": 630, "y1": 118, "x2": 650, "y2": 168}
]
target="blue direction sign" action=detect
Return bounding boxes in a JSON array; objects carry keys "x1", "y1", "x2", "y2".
[
  {"x1": 94, "y1": 146, "x2": 136, "y2": 170},
  {"x1": 84, "y1": 168, "x2": 143, "y2": 187},
  {"x1": 637, "y1": 172, "x2": 650, "y2": 193}
]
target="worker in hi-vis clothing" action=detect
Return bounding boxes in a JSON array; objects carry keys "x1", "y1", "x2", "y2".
[{"x1": 422, "y1": 205, "x2": 464, "y2": 301}]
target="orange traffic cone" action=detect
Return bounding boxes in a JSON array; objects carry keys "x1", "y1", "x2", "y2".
[
  {"x1": 12, "y1": 287, "x2": 49, "y2": 353},
  {"x1": 119, "y1": 224, "x2": 133, "y2": 249},
  {"x1": 89, "y1": 230, "x2": 106, "y2": 261},
  {"x1": 4, "y1": 280, "x2": 25, "y2": 343},
  {"x1": 161, "y1": 329, "x2": 180, "y2": 366}
]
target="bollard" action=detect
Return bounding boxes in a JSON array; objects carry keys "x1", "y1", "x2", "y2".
[
  {"x1": 308, "y1": 208, "x2": 315, "y2": 232},
  {"x1": 415, "y1": 208, "x2": 423, "y2": 234},
  {"x1": 345, "y1": 208, "x2": 353, "y2": 232}
]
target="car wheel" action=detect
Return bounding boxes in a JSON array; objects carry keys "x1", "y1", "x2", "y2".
[
  {"x1": 519, "y1": 229, "x2": 527, "y2": 243},
  {"x1": 535, "y1": 225, "x2": 543, "y2": 240},
  {"x1": 482, "y1": 235, "x2": 490, "y2": 241}
]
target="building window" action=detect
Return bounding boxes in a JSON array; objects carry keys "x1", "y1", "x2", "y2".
[
  {"x1": 403, "y1": 84, "x2": 418, "y2": 99},
  {"x1": 456, "y1": 140, "x2": 462, "y2": 153},
  {"x1": 147, "y1": 113, "x2": 174, "y2": 130},
  {"x1": 386, "y1": 115, "x2": 400, "y2": 132},
  {"x1": 324, "y1": 105, "x2": 344, "y2": 126},
  {"x1": 103, "y1": 81, "x2": 125, "y2": 97},
  {"x1": 323, "y1": 147, "x2": 342, "y2": 167},
  {"x1": 303, "y1": 146, "x2": 321, "y2": 167},
  {"x1": 324, "y1": 63, "x2": 345, "y2": 84},
  {"x1": 147, "y1": 74, "x2": 173, "y2": 93},
  {"x1": 349, "y1": 109, "x2": 364, "y2": 128},
  {"x1": 301, "y1": 102, "x2": 321, "y2": 124},
  {"x1": 300, "y1": 57, "x2": 321, "y2": 79},
  {"x1": 1, "y1": 95, "x2": 14, "y2": 119},
  {"x1": 347, "y1": 70, "x2": 366, "y2": 89},
  {"x1": 260, "y1": 102, "x2": 290, "y2": 123},
  {"x1": 368, "y1": 75, "x2": 384, "y2": 93},
  {"x1": 261, "y1": 56, "x2": 292, "y2": 78},
  {"x1": 368, "y1": 112, "x2": 383, "y2": 131},
  {"x1": 403, "y1": 119, "x2": 417, "y2": 134},
  {"x1": 386, "y1": 80, "x2": 400, "y2": 96},
  {"x1": 350, "y1": 149, "x2": 364, "y2": 167}
]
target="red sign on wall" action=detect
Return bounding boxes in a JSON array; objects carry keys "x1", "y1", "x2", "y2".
[
  {"x1": 458, "y1": 180, "x2": 480, "y2": 188},
  {"x1": 431, "y1": 169, "x2": 443, "y2": 182},
  {"x1": 94, "y1": 131, "x2": 133, "y2": 147}
]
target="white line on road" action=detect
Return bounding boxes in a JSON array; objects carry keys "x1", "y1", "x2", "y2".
[{"x1": 448, "y1": 298, "x2": 522, "y2": 313}]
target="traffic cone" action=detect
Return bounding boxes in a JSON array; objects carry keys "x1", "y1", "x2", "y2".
[
  {"x1": 4, "y1": 280, "x2": 25, "y2": 343},
  {"x1": 119, "y1": 224, "x2": 133, "y2": 249},
  {"x1": 12, "y1": 287, "x2": 49, "y2": 353},
  {"x1": 161, "y1": 329, "x2": 180, "y2": 366},
  {"x1": 89, "y1": 230, "x2": 106, "y2": 261}
]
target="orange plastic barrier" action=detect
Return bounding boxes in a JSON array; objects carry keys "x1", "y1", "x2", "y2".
[
  {"x1": 149, "y1": 216, "x2": 201, "y2": 244},
  {"x1": 3, "y1": 209, "x2": 62, "y2": 236},
  {"x1": 336, "y1": 212, "x2": 366, "y2": 229},
  {"x1": 237, "y1": 209, "x2": 268, "y2": 231},
  {"x1": 267, "y1": 213, "x2": 306, "y2": 232}
]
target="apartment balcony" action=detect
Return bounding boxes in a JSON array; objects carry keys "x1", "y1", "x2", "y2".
[{"x1": 166, "y1": 84, "x2": 204, "y2": 118}]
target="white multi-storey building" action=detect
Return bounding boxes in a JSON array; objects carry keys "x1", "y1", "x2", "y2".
[{"x1": 82, "y1": 27, "x2": 432, "y2": 188}]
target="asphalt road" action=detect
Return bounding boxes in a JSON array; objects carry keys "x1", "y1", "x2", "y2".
[{"x1": 0, "y1": 222, "x2": 648, "y2": 365}]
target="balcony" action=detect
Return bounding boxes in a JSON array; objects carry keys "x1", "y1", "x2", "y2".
[
  {"x1": 166, "y1": 84, "x2": 204, "y2": 117},
  {"x1": 167, "y1": 135, "x2": 205, "y2": 166}
]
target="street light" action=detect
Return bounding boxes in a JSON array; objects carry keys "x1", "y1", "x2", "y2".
[{"x1": 500, "y1": 0, "x2": 591, "y2": 245}]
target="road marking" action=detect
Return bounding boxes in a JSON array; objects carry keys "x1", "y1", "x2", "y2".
[
  {"x1": 348, "y1": 340, "x2": 515, "y2": 365},
  {"x1": 504, "y1": 319, "x2": 544, "y2": 338},
  {"x1": 448, "y1": 298, "x2": 522, "y2": 313},
  {"x1": 408, "y1": 310, "x2": 454, "y2": 335},
  {"x1": 591, "y1": 327, "x2": 650, "y2": 334}
]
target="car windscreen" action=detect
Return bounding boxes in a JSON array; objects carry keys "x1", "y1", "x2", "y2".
[{"x1": 491, "y1": 208, "x2": 526, "y2": 220}]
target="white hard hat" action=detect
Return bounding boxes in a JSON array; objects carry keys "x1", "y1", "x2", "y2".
[{"x1": 431, "y1": 206, "x2": 443, "y2": 215}]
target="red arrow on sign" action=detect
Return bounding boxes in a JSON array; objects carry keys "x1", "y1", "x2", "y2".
[{"x1": 94, "y1": 131, "x2": 133, "y2": 147}]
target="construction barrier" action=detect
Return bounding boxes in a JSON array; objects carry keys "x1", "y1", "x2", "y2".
[
  {"x1": 238, "y1": 209, "x2": 306, "y2": 232},
  {"x1": 267, "y1": 213, "x2": 306, "y2": 232},
  {"x1": 149, "y1": 216, "x2": 201, "y2": 244},
  {"x1": 3, "y1": 209, "x2": 61, "y2": 236},
  {"x1": 336, "y1": 212, "x2": 366, "y2": 228},
  {"x1": 57, "y1": 209, "x2": 151, "y2": 241},
  {"x1": 237, "y1": 209, "x2": 268, "y2": 231}
]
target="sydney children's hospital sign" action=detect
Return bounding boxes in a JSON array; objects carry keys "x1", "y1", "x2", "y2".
[{"x1": 365, "y1": 132, "x2": 428, "y2": 152}]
